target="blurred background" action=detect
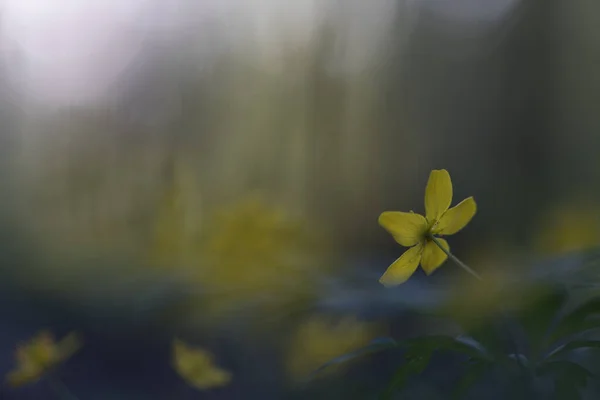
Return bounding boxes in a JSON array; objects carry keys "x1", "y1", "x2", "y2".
[{"x1": 1, "y1": 0, "x2": 600, "y2": 398}]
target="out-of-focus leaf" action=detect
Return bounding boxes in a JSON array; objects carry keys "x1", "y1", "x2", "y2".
[
  {"x1": 544, "y1": 340, "x2": 600, "y2": 362},
  {"x1": 405, "y1": 335, "x2": 492, "y2": 361},
  {"x1": 380, "y1": 347, "x2": 433, "y2": 399},
  {"x1": 554, "y1": 381, "x2": 583, "y2": 400},
  {"x1": 537, "y1": 360, "x2": 595, "y2": 400},
  {"x1": 548, "y1": 298, "x2": 600, "y2": 344},
  {"x1": 507, "y1": 353, "x2": 530, "y2": 367},
  {"x1": 378, "y1": 336, "x2": 492, "y2": 400},
  {"x1": 454, "y1": 335, "x2": 490, "y2": 356},
  {"x1": 451, "y1": 360, "x2": 490, "y2": 400},
  {"x1": 457, "y1": 323, "x2": 505, "y2": 359},
  {"x1": 516, "y1": 285, "x2": 567, "y2": 355},
  {"x1": 309, "y1": 337, "x2": 398, "y2": 379}
]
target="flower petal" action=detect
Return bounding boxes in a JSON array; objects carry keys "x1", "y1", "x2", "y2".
[
  {"x1": 379, "y1": 244, "x2": 423, "y2": 286},
  {"x1": 421, "y1": 239, "x2": 449, "y2": 275},
  {"x1": 425, "y1": 170, "x2": 453, "y2": 223},
  {"x1": 378, "y1": 211, "x2": 428, "y2": 247},
  {"x1": 434, "y1": 197, "x2": 477, "y2": 236}
]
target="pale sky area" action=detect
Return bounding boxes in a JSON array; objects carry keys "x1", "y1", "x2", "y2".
[
  {"x1": 0, "y1": 0, "x2": 518, "y2": 107},
  {"x1": 1, "y1": 0, "x2": 194, "y2": 105},
  {"x1": 0, "y1": 0, "x2": 331, "y2": 106}
]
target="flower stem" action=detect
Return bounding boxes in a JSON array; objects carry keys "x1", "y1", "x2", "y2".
[{"x1": 428, "y1": 235, "x2": 482, "y2": 281}]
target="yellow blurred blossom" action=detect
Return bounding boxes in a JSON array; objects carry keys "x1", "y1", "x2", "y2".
[
  {"x1": 6, "y1": 331, "x2": 82, "y2": 387},
  {"x1": 191, "y1": 196, "x2": 332, "y2": 320},
  {"x1": 285, "y1": 316, "x2": 382, "y2": 380},
  {"x1": 172, "y1": 339, "x2": 231, "y2": 390},
  {"x1": 534, "y1": 201, "x2": 600, "y2": 255},
  {"x1": 379, "y1": 169, "x2": 477, "y2": 286}
]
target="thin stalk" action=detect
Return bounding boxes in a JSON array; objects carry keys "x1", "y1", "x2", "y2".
[{"x1": 428, "y1": 235, "x2": 482, "y2": 281}]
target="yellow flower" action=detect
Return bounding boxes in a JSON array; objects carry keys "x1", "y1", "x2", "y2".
[
  {"x1": 172, "y1": 339, "x2": 232, "y2": 390},
  {"x1": 195, "y1": 196, "x2": 332, "y2": 320},
  {"x1": 378, "y1": 169, "x2": 477, "y2": 286},
  {"x1": 285, "y1": 316, "x2": 381, "y2": 380},
  {"x1": 149, "y1": 192, "x2": 334, "y2": 328},
  {"x1": 6, "y1": 331, "x2": 82, "y2": 387}
]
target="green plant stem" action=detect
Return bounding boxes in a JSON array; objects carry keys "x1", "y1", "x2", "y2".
[
  {"x1": 428, "y1": 236, "x2": 482, "y2": 281},
  {"x1": 47, "y1": 376, "x2": 80, "y2": 400}
]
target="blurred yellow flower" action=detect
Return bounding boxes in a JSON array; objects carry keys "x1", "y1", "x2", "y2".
[
  {"x1": 194, "y1": 196, "x2": 332, "y2": 319},
  {"x1": 172, "y1": 339, "x2": 231, "y2": 390},
  {"x1": 286, "y1": 316, "x2": 381, "y2": 380},
  {"x1": 6, "y1": 331, "x2": 82, "y2": 387},
  {"x1": 379, "y1": 169, "x2": 477, "y2": 286},
  {"x1": 534, "y1": 201, "x2": 600, "y2": 255}
]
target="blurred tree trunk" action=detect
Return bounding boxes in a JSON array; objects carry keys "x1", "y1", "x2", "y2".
[
  {"x1": 552, "y1": 0, "x2": 600, "y2": 191},
  {"x1": 395, "y1": 0, "x2": 560, "y2": 248}
]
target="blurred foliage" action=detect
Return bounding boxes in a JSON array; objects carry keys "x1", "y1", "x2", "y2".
[{"x1": 315, "y1": 264, "x2": 600, "y2": 399}]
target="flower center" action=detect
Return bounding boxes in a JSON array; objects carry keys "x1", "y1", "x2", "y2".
[{"x1": 426, "y1": 218, "x2": 439, "y2": 235}]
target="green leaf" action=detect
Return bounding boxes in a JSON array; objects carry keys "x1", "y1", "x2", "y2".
[
  {"x1": 548, "y1": 297, "x2": 600, "y2": 344},
  {"x1": 451, "y1": 360, "x2": 490, "y2": 400},
  {"x1": 462, "y1": 324, "x2": 505, "y2": 358},
  {"x1": 378, "y1": 335, "x2": 491, "y2": 400},
  {"x1": 537, "y1": 360, "x2": 595, "y2": 400},
  {"x1": 538, "y1": 360, "x2": 593, "y2": 384},
  {"x1": 380, "y1": 347, "x2": 433, "y2": 399},
  {"x1": 545, "y1": 340, "x2": 600, "y2": 362},
  {"x1": 405, "y1": 335, "x2": 491, "y2": 361},
  {"x1": 516, "y1": 286, "x2": 567, "y2": 354},
  {"x1": 308, "y1": 337, "x2": 398, "y2": 379},
  {"x1": 554, "y1": 381, "x2": 583, "y2": 400}
]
